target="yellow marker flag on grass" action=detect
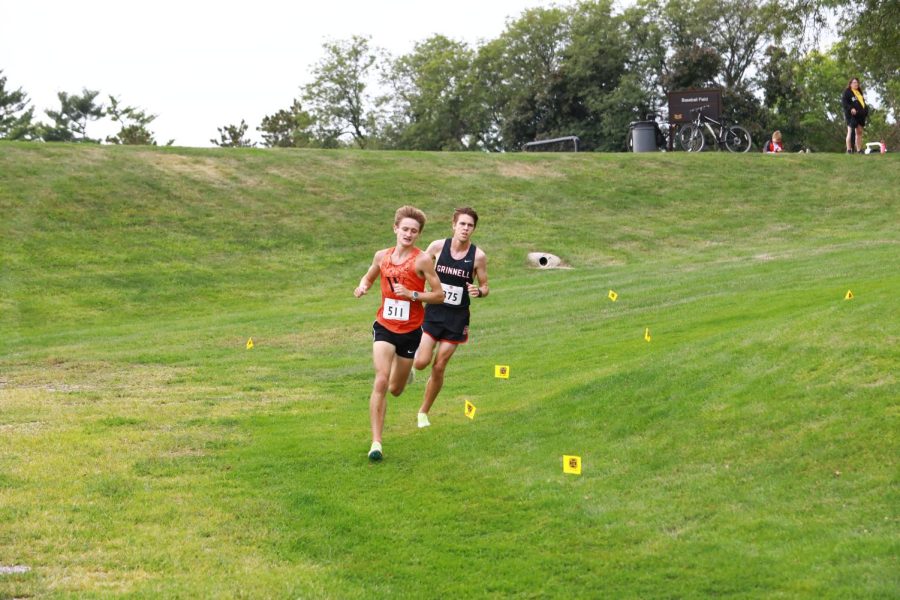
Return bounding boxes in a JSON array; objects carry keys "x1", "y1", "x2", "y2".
[
  {"x1": 644, "y1": 328, "x2": 651, "y2": 342},
  {"x1": 465, "y1": 400, "x2": 477, "y2": 419},
  {"x1": 844, "y1": 290, "x2": 854, "y2": 300},
  {"x1": 608, "y1": 290, "x2": 618, "y2": 302},
  {"x1": 563, "y1": 455, "x2": 582, "y2": 475},
  {"x1": 494, "y1": 365, "x2": 510, "y2": 379},
  {"x1": 246, "y1": 338, "x2": 254, "y2": 349}
]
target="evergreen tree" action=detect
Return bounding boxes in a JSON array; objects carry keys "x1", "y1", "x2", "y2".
[
  {"x1": 0, "y1": 70, "x2": 37, "y2": 140},
  {"x1": 106, "y1": 95, "x2": 162, "y2": 145},
  {"x1": 211, "y1": 119, "x2": 255, "y2": 147},
  {"x1": 258, "y1": 100, "x2": 313, "y2": 148},
  {"x1": 43, "y1": 89, "x2": 105, "y2": 142}
]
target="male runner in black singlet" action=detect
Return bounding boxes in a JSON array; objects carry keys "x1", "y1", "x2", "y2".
[{"x1": 413, "y1": 207, "x2": 489, "y2": 427}]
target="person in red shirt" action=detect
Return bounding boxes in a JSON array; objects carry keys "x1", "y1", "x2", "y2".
[
  {"x1": 354, "y1": 206, "x2": 444, "y2": 461},
  {"x1": 763, "y1": 130, "x2": 783, "y2": 153}
]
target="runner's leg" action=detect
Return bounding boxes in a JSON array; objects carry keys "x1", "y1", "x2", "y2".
[
  {"x1": 388, "y1": 354, "x2": 414, "y2": 397},
  {"x1": 370, "y1": 341, "x2": 395, "y2": 443},
  {"x1": 418, "y1": 341, "x2": 459, "y2": 415},
  {"x1": 414, "y1": 333, "x2": 437, "y2": 371}
]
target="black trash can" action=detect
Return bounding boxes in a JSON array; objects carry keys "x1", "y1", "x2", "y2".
[{"x1": 630, "y1": 121, "x2": 658, "y2": 152}]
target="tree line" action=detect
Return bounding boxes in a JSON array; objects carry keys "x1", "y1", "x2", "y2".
[{"x1": 1, "y1": 0, "x2": 896, "y2": 152}]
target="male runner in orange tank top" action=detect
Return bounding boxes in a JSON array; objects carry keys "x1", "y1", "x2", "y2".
[{"x1": 354, "y1": 206, "x2": 444, "y2": 461}]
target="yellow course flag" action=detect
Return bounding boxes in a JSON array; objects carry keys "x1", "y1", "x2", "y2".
[
  {"x1": 246, "y1": 338, "x2": 254, "y2": 349},
  {"x1": 644, "y1": 328, "x2": 651, "y2": 342},
  {"x1": 608, "y1": 290, "x2": 618, "y2": 302},
  {"x1": 844, "y1": 290, "x2": 854, "y2": 300},
  {"x1": 563, "y1": 455, "x2": 582, "y2": 475},
  {"x1": 494, "y1": 365, "x2": 510, "y2": 379},
  {"x1": 465, "y1": 400, "x2": 477, "y2": 419}
]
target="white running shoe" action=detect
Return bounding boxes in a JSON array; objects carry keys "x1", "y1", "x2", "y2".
[
  {"x1": 417, "y1": 412, "x2": 431, "y2": 428},
  {"x1": 368, "y1": 441, "x2": 383, "y2": 462}
]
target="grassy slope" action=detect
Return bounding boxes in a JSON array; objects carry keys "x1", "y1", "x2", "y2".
[{"x1": 0, "y1": 143, "x2": 897, "y2": 598}]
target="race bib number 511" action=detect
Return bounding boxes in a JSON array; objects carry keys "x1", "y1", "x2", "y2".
[{"x1": 383, "y1": 298, "x2": 411, "y2": 321}]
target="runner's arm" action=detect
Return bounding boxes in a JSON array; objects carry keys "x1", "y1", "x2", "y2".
[
  {"x1": 415, "y1": 252, "x2": 447, "y2": 304},
  {"x1": 354, "y1": 251, "x2": 383, "y2": 297},
  {"x1": 468, "y1": 249, "x2": 489, "y2": 298},
  {"x1": 425, "y1": 239, "x2": 444, "y2": 261}
]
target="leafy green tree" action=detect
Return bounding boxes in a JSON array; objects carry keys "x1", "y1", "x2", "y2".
[
  {"x1": 620, "y1": 3, "x2": 668, "y2": 108},
  {"x1": 258, "y1": 99, "x2": 314, "y2": 148},
  {"x1": 555, "y1": 0, "x2": 635, "y2": 151},
  {"x1": 105, "y1": 95, "x2": 161, "y2": 145},
  {"x1": 210, "y1": 119, "x2": 255, "y2": 147},
  {"x1": 0, "y1": 70, "x2": 37, "y2": 140},
  {"x1": 653, "y1": 0, "x2": 773, "y2": 89},
  {"x1": 660, "y1": 43, "x2": 723, "y2": 92},
  {"x1": 483, "y1": 6, "x2": 572, "y2": 150},
  {"x1": 302, "y1": 35, "x2": 382, "y2": 149},
  {"x1": 709, "y1": 0, "x2": 775, "y2": 89},
  {"x1": 467, "y1": 38, "x2": 512, "y2": 151},
  {"x1": 43, "y1": 88, "x2": 105, "y2": 142},
  {"x1": 385, "y1": 35, "x2": 476, "y2": 150}
]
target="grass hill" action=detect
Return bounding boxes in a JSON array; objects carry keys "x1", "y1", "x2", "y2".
[{"x1": 1, "y1": 143, "x2": 897, "y2": 598}]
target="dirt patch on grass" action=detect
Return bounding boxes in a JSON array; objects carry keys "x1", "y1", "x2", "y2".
[
  {"x1": 495, "y1": 161, "x2": 566, "y2": 180},
  {"x1": 142, "y1": 152, "x2": 228, "y2": 182},
  {"x1": 141, "y1": 152, "x2": 266, "y2": 188},
  {"x1": 0, "y1": 421, "x2": 45, "y2": 434},
  {"x1": 2, "y1": 361, "x2": 185, "y2": 396}
]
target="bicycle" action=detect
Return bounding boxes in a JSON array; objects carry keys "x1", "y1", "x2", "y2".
[{"x1": 677, "y1": 109, "x2": 752, "y2": 153}]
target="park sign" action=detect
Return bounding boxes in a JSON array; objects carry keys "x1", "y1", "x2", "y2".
[{"x1": 667, "y1": 88, "x2": 722, "y2": 123}]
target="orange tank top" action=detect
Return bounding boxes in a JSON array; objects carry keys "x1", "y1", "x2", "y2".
[{"x1": 376, "y1": 246, "x2": 426, "y2": 333}]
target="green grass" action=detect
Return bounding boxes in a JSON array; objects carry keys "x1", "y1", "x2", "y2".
[{"x1": 1, "y1": 143, "x2": 897, "y2": 598}]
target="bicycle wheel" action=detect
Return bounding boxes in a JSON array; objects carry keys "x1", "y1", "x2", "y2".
[
  {"x1": 687, "y1": 126, "x2": 705, "y2": 152},
  {"x1": 725, "y1": 125, "x2": 752, "y2": 153},
  {"x1": 676, "y1": 124, "x2": 696, "y2": 151}
]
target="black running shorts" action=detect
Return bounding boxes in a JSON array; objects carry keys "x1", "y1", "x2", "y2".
[
  {"x1": 423, "y1": 305, "x2": 470, "y2": 344},
  {"x1": 372, "y1": 321, "x2": 422, "y2": 358}
]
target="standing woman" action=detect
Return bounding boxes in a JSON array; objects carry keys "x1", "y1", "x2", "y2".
[{"x1": 842, "y1": 77, "x2": 868, "y2": 153}]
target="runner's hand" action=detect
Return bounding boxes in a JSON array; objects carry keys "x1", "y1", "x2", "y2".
[{"x1": 394, "y1": 283, "x2": 412, "y2": 299}]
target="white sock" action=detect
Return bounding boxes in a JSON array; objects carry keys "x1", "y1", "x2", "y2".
[
  {"x1": 417, "y1": 413, "x2": 430, "y2": 428},
  {"x1": 369, "y1": 441, "x2": 382, "y2": 454}
]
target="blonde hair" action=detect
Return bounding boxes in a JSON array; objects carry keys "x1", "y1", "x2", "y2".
[
  {"x1": 772, "y1": 130, "x2": 782, "y2": 142},
  {"x1": 394, "y1": 206, "x2": 426, "y2": 231}
]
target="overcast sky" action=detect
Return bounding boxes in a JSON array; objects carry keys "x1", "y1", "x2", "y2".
[{"x1": 2, "y1": 0, "x2": 588, "y2": 147}]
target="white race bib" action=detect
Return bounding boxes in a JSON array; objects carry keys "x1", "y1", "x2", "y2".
[
  {"x1": 383, "y1": 298, "x2": 411, "y2": 321},
  {"x1": 441, "y1": 283, "x2": 464, "y2": 306}
]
